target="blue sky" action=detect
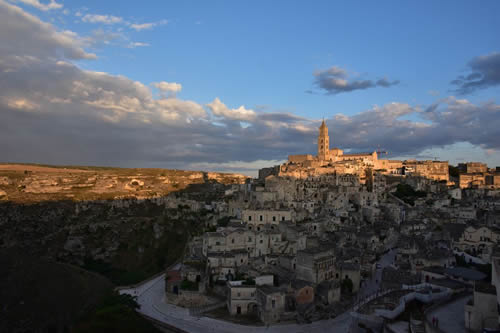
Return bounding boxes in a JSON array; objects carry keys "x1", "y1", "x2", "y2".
[{"x1": 1, "y1": 0, "x2": 499, "y2": 174}]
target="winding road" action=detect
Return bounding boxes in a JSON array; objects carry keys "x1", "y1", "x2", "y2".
[{"x1": 119, "y1": 248, "x2": 398, "y2": 332}]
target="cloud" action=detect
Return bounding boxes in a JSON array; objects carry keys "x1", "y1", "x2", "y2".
[
  {"x1": 82, "y1": 13, "x2": 123, "y2": 24},
  {"x1": 313, "y1": 66, "x2": 399, "y2": 95},
  {"x1": 207, "y1": 98, "x2": 257, "y2": 122},
  {"x1": 127, "y1": 42, "x2": 150, "y2": 48},
  {"x1": 4, "y1": 97, "x2": 39, "y2": 111},
  {"x1": 451, "y1": 52, "x2": 500, "y2": 95},
  {"x1": 325, "y1": 97, "x2": 500, "y2": 157},
  {"x1": 130, "y1": 19, "x2": 168, "y2": 31},
  {"x1": 11, "y1": 0, "x2": 62, "y2": 11},
  {"x1": 130, "y1": 23, "x2": 154, "y2": 31},
  {"x1": 82, "y1": 29, "x2": 123, "y2": 48},
  {"x1": 153, "y1": 81, "x2": 182, "y2": 97},
  {"x1": 0, "y1": 1, "x2": 96, "y2": 60},
  {"x1": 1, "y1": 2, "x2": 498, "y2": 175}
]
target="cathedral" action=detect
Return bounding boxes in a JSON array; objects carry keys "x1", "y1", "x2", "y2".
[{"x1": 288, "y1": 120, "x2": 378, "y2": 165}]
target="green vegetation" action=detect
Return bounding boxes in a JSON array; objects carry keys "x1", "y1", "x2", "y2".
[
  {"x1": 393, "y1": 184, "x2": 427, "y2": 205},
  {"x1": 341, "y1": 277, "x2": 353, "y2": 294},
  {"x1": 82, "y1": 213, "x2": 196, "y2": 285},
  {"x1": 180, "y1": 279, "x2": 199, "y2": 291},
  {"x1": 217, "y1": 216, "x2": 231, "y2": 227},
  {"x1": 75, "y1": 292, "x2": 160, "y2": 333},
  {"x1": 242, "y1": 277, "x2": 256, "y2": 285},
  {"x1": 0, "y1": 249, "x2": 113, "y2": 333}
]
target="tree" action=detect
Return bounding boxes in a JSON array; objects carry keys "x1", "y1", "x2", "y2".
[{"x1": 341, "y1": 277, "x2": 353, "y2": 294}]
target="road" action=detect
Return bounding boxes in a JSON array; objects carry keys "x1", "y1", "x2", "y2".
[
  {"x1": 427, "y1": 295, "x2": 471, "y2": 333},
  {"x1": 120, "y1": 274, "x2": 352, "y2": 332},
  {"x1": 119, "y1": 249, "x2": 397, "y2": 332},
  {"x1": 358, "y1": 248, "x2": 397, "y2": 300}
]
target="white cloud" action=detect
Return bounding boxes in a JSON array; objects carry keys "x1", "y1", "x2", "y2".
[
  {"x1": 207, "y1": 98, "x2": 257, "y2": 122},
  {"x1": 153, "y1": 81, "x2": 182, "y2": 96},
  {"x1": 127, "y1": 42, "x2": 150, "y2": 48},
  {"x1": 82, "y1": 14, "x2": 123, "y2": 24},
  {"x1": 130, "y1": 23, "x2": 154, "y2": 31},
  {"x1": 11, "y1": 0, "x2": 62, "y2": 11},
  {"x1": 130, "y1": 19, "x2": 168, "y2": 31}
]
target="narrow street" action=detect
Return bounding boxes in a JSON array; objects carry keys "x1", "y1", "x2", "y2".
[{"x1": 358, "y1": 248, "x2": 397, "y2": 300}]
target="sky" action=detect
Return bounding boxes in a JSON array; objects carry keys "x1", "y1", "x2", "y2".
[{"x1": 0, "y1": 0, "x2": 499, "y2": 176}]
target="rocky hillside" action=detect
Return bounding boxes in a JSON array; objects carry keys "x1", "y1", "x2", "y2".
[
  {"x1": 0, "y1": 163, "x2": 248, "y2": 332},
  {"x1": 0, "y1": 163, "x2": 248, "y2": 203},
  {"x1": 0, "y1": 163, "x2": 248, "y2": 282}
]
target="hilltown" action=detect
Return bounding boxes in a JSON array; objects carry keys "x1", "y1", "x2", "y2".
[{"x1": 129, "y1": 121, "x2": 500, "y2": 332}]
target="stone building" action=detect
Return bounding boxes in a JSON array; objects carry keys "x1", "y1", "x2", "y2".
[
  {"x1": 464, "y1": 282, "x2": 499, "y2": 331},
  {"x1": 459, "y1": 162, "x2": 488, "y2": 174},
  {"x1": 296, "y1": 247, "x2": 336, "y2": 284},
  {"x1": 226, "y1": 281, "x2": 257, "y2": 315},
  {"x1": 256, "y1": 286, "x2": 286, "y2": 324},
  {"x1": 242, "y1": 209, "x2": 294, "y2": 229},
  {"x1": 460, "y1": 173, "x2": 486, "y2": 188}
]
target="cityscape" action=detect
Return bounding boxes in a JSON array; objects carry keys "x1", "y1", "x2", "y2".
[{"x1": 1, "y1": 1, "x2": 500, "y2": 333}]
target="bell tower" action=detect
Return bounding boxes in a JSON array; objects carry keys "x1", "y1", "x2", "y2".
[{"x1": 318, "y1": 119, "x2": 329, "y2": 161}]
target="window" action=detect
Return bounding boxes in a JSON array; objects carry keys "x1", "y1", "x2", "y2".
[
  {"x1": 237, "y1": 292, "x2": 241, "y2": 297},
  {"x1": 232, "y1": 239, "x2": 235, "y2": 243},
  {"x1": 272, "y1": 300, "x2": 275, "y2": 308},
  {"x1": 248, "y1": 237, "x2": 252, "y2": 242},
  {"x1": 272, "y1": 216, "x2": 276, "y2": 222},
  {"x1": 260, "y1": 240, "x2": 263, "y2": 244},
  {"x1": 282, "y1": 216, "x2": 285, "y2": 221},
  {"x1": 216, "y1": 241, "x2": 220, "y2": 246},
  {"x1": 260, "y1": 215, "x2": 263, "y2": 221},
  {"x1": 248, "y1": 216, "x2": 252, "y2": 221}
]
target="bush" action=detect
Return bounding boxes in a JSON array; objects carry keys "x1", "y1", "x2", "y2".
[
  {"x1": 74, "y1": 292, "x2": 159, "y2": 333},
  {"x1": 180, "y1": 279, "x2": 198, "y2": 291},
  {"x1": 242, "y1": 277, "x2": 255, "y2": 285},
  {"x1": 341, "y1": 277, "x2": 353, "y2": 294}
]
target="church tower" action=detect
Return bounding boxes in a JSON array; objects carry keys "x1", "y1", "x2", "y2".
[{"x1": 318, "y1": 119, "x2": 329, "y2": 161}]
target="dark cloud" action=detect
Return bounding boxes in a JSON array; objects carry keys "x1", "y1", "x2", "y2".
[
  {"x1": 325, "y1": 98, "x2": 500, "y2": 157},
  {"x1": 0, "y1": 1, "x2": 95, "y2": 60},
  {"x1": 451, "y1": 52, "x2": 500, "y2": 95},
  {"x1": 312, "y1": 66, "x2": 399, "y2": 95}
]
